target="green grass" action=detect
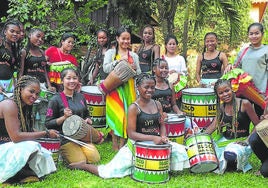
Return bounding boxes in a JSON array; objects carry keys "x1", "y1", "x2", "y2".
[{"x1": 2, "y1": 137, "x2": 267, "y2": 188}]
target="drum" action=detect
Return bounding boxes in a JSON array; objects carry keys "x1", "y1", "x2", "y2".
[
  {"x1": 185, "y1": 133, "x2": 218, "y2": 173},
  {"x1": 181, "y1": 88, "x2": 216, "y2": 128},
  {"x1": 81, "y1": 86, "x2": 106, "y2": 128},
  {"x1": 256, "y1": 119, "x2": 268, "y2": 147},
  {"x1": 99, "y1": 60, "x2": 136, "y2": 95},
  {"x1": 132, "y1": 141, "x2": 171, "y2": 183},
  {"x1": 164, "y1": 114, "x2": 185, "y2": 144},
  {"x1": 48, "y1": 61, "x2": 76, "y2": 84},
  {"x1": 32, "y1": 99, "x2": 48, "y2": 131},
  {"x1": 62, "y1": 115, "x2": 89, "y2": 140},
  {"x1": 37, "y1": 138, "x2": 61, "y2": 165}
]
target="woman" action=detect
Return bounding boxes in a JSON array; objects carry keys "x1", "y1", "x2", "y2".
[
  {"x1": 68, "y1": 73, "x2": 190, "y2": 178},
  {"x1": 102, "y1": 26, "x2": 141, "y2": 150},
  {"x1": 196, "y1": 32, "x2": 229, "y2": 87},
  {"x1": 0, "y1": 20, "x2": 21, "y2": 101},
  {"x1": 87, "y1": 29, "x2": 109, "y2": 85},
  {"x1": 19, "y1": 28, "x2": 54, "y2": 91},
  {"x1": 226, "y1": 23, "x2": 268, "y2": 117},
  {"x1": 45, "y1": 68, "x2": 102, "y2": 167},
  {"x1": 0, "y1": 75, "x2": 58, "y2": 184},
  {"x1": 136, "y1": 25, "x2": 160, "y2": 73},
  {"x1": 205, "y1": 79, "x2": 259, "y2": 174}
]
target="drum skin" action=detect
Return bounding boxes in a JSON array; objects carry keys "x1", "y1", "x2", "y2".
[{"x1": 132, "y1": 141, "x2": 171, "y2": 183}]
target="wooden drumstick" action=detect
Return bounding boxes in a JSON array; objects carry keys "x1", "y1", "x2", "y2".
[{"x1": 59, "y1": 134, "x2": 93, "y2": 151}]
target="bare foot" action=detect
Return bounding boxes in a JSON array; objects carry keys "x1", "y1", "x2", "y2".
[{"x1": 255, "y1": 170, "x2": 261, "y2": 176}]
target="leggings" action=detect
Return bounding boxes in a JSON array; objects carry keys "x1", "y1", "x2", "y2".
[{"x1": 249, "y1": 132, "x2": 268, "y2": 177}]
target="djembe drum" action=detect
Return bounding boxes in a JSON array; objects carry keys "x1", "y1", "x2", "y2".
[
  {"x1": 98, "y1": 60, "x2": 136, "y2": 95},
  {"x1": 256, "y1": 119, "x2": 268, "y2": 147}
]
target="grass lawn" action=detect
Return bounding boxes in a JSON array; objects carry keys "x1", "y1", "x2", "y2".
[{"x1": 2, "y1": 129, "x2": 267, "y2": 188}]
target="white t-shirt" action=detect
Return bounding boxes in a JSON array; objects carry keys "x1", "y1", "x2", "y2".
[{"x1": 164, "y1": 55, "x2": 187, "y2": 75}]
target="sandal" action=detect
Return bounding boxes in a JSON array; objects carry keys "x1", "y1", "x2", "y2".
[{"x1": 97, "y1": 131, "x2": 104, "y2": 144}]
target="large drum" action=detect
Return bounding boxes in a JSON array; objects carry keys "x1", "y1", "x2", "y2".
[
  {"x1": 37, "y1": 138, "x2": 61, "y2": 165},
  {"x1": 48, "y1": 61, "x2": 76, "y2": 84},
  {"x1": 81, "y1": 86, "x2": 106, "y2": 128},
  {"x1": 132, "y1": 141, "x2": 171, "y2": 184},
  {"x1": 185, "y1": 133, "x2": 218, "y2": 173},
  {"x1": 164, "y1": 114, "x2": 185, "y2": 144},
  {"x1": 62, "y1": 115, "x2": 89, "y2": 140},
  {"x1": 99, "y1": 60, "x2": 136, "y2": 95},
  {"x1": 181, "y1": 88, "x2": 216, "y2": 128},
  {"x1": 256, "y1": 119, "x2": 268, "y2": 147}
]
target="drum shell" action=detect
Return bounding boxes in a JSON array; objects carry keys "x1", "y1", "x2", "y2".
[
  {"x1": 132, "y1": 141, "x2": 171, "y2": 183},
  {"x1": 81, "y1": 86, "x2": 106, "y2": 128},
  {"x1": 62, "y1": 115, "x2": 89, "y2": 140},
  {"x1": 37, "y1": 138, "x2": 61, "y2": 165},
  {"x1": 164, "y1": 114, "x2": 185, "y2": 144},
  {"x1": 185, "y1": 133, "x2": 218, "y2": 173},
  {"x1": 181, "y1": 88, "x2": 216, "y2": 128}
]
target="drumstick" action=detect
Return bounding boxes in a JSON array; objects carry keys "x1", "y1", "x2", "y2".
[{"x1": 59, "y1": 134, "x2": 93, "y2": 150}]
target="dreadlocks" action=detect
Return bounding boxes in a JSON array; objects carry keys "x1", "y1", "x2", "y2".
[{"x1": 14, "y1": 75, "x2": 40, "y2": 132}]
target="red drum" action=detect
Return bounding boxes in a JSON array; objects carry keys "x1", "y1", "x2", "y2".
[
  {"x1": 99, "y1": 60, "x2": 136, "y2": 95},
  {"x1": 37, "y1": 138, "x2": 61, "y2": 165},
  {"x1": 81, "y1": 86, "x2": 106, "y2": 128},
  {"x1": 164, "y1": 114, "x2": 185, "y2": 144},
  {"x1": 132, "y1": 141, "x2": 171, "y2": 183},
  {"x1": 185, "y1": 133, "x2": 218, "y2": 173}
]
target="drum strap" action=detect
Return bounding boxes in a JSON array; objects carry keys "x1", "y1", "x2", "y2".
[
  {"x1": 60, "y1": 92, "x2": 69, "y2": 108},
  {"x1": 234, "y1": 47, "x2": 249, "y2": 68}
]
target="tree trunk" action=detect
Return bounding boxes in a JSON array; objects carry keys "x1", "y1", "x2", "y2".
[{"x1": 182, "y1": 2, "x2": 189, "y2": 58}]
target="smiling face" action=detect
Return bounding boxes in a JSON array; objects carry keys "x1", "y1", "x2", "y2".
[
  {"x1": 4, "y1": 24, "x2": 20, "y2": 43},
  {"x1": 165, "y1": 38, "x2": 177, "y2": 54},
  {"x1": 62, "y1": 70, "x2": 79, "y2": 91},
  {"x1": 61, "y1": 37, "x2": 75, "y2": 53},
  {"x1": 216, "y1": 83, "x2": 233, "y2": 103},
  {"x1": 30, "y1": 30, "x2": 45, "y2": 47},
  {"x1": 248, "y1": 25, "x2": 263, "y2": 47},
  {"x1": 20, "y1": 83, "x2": 40, "y2": 106},
  {"x1": 116, "y1": 31, "x2": 131, "y2": 50},
  {"x1": 153, "y1": 60, "x2": 169, "y2": 79},
  {"x1": 205, "y1": 34, "x2": 217, "y2": 52},
  {"x1": 138, "y1": 79, "x2": 156, "y2": 100}
]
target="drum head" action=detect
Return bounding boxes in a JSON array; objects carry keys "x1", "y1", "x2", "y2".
[
  {"x1": 81, "y1": 86, "x2": 102, "y2": 95},
  {"x1": 135, "y1": 141, "x2": 170, "y2": 148},
  {"x1": 182, "y1": 88, "x2": 214, "y2": 95},
  {"x1": 62, "y1": 115, "x2": 82, "y2": 136},
  {"x1": 165, "y1": 114, "x2": 185, "y2": 123}
]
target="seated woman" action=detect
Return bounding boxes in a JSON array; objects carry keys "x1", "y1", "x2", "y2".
[
  {"x1": 45, "y1": 68, "x2": 103, "y2": 168},
  {"x1": 67, "y1": 73, "x2": 190, "y2": 178},
  {"x1": 0, "y1": 75, "x2": 58, "y2": 184},
  {"x1": 249, "y1": 106, "x2": 268, "y2": 177},
  {"x1": 205, "y1": 79, "x2": 260, "y2": 174}
]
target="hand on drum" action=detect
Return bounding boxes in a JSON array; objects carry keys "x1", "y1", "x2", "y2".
[
  {"x1": 48, "y1": 86, "x2": 56, "y2": 93},
  {"x1": 153, "y1": 136, "x2": 169, "y2": 145},
  {"x1": 47, "y1": 129, "x2": 60, "y2": 138},
  {"x1": 64, "y1": 108, "x2": 73, "y2": 119},
  {"x1": 85, "y1": 117, "x2": 92, "y2": 125}
]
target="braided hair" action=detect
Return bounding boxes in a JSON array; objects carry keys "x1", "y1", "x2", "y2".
[
  {"x1": 136, "y1": 72, "x2": 155, "y2": 87},
  {"x1": 214, "y1": 79, "x2": 238, "y2": 138},
  {"x1": 14, "y1": 75, "x2": 40, "y2": 132}
]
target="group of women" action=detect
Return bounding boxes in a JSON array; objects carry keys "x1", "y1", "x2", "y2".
[{"x1": 0, "y1": 19, "x2": 268, "y2": 185}]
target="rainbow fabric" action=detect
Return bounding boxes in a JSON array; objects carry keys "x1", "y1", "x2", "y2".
[{"x1": 106, "y1": 78, "x2": 136, "y2": 138}]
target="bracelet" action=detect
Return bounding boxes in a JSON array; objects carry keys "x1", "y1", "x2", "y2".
[{"x1": 45, "y1": 129, "x2": 50, "y2": 138}]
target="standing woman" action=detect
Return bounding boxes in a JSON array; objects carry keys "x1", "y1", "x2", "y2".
[
  {"x1": 226, "y1": 23, "x2": 268, "y2": 117},
  {"x1": 136, "y1": 25, "x2": 160, "y2": 73},
  {"x1": 0, "y1": 75, "x2": 58, "y2": 184},
  {"x1": 196, "y1": 32, "x2": 229, "y2": 87},
  {"x1": 87, "y1": 29, "x2": 109, "y2": 85},
  {"x1": 103, "y1": 26, "x2": 141, "y2": 150},
  {"x1": 45, "y1": 68, "x2": 102, "y2": 167},
  {"x1": 0, "y1": 20, "x2": 21, "y2": 101},
  {"x1": 19, "y1": 28, "x2": 55, "y2": 91}
]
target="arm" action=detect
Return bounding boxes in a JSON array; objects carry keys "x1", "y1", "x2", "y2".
[
  {"x1": 205, "y1": 118, "x2": 217, "y2": 135},
  {"x1": 196, "y1": 54, "x2": 202, "y2": 83},
  {"x1": 103, "y1": 49, "x2": 117, "y2": 73},
  {"x1": 131, "y1": 52, "x2": 141, "y2": 75},
  {"x1": 220, "y1": 52, "x2": 229, "y2": 74},
  {"x1": 153, "y1": 44, "x2": 160, "y2": 60},
  {"x1": 19, "y1": 49, "x2": 26, "y2": 78},
  {"x1": 243, "y1": 99, "x2": 260, "y2": 127},
  {"x1": 180, "y1": 56, "x2": 187, "y2": 75},
  {"x1": 3, "y1": 100, "x2": 57, "y2": 142}
]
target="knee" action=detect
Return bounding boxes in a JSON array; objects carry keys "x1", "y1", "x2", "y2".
[
  {"x1": 81, "y1": 144, "x2": 100, "y2": 163},
  {"x1": 248, "y1": 132, "x2": 260, "y2": 149},
  {"x1": 260, "y1": 160, "x2": 268, "y2": 178}
]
